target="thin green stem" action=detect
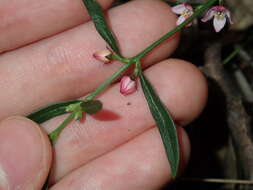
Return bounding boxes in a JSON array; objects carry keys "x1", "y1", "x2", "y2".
[
  {"x1": 164, "y1": 1, "x2": 202, "y2": 7},
  {"x1": 219, "y1": 0, "x2": 223, "y2": 5},
  {"x1": 86, "y1": 61, "x2": 134, "y2": 100},
  {"x1": 111, "y1": 53, "x2": 130, "y2": 64},
  {"x1": 133, "y1": 0, "x2": 218, "y2": 61},
  {"x1": 222, "y1": 47, "x2": 241, "y2": 65},
  {"x1": 86, "y1": 0, "x2": 218, "y2": 102},
  {"x1": 49, "y1": 112, "x2": 75, "y2": 144}
]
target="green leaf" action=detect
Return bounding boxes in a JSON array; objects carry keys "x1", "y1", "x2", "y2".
[
  {"x1": 27, "y1": 100, "x2": 82, "y2": 124},
  {"x1": 42, "y1": 175, "x2": 50, "y2": 190},
  {"x1": 81, "y1": 100, "x2": 103, "y2": 114},
  {"x1": 82, "y1": 0, "x2": 120, "y2": 54},
  {"x1": 139, "y1": 71, "x2": 180, "y2": 178}
]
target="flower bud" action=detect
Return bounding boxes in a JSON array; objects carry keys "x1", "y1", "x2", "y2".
[
  {"x1": 120, "y1": 76, "x2": 137, "y2": 96},
  {"x1": 93, "y1": 49, "x2": 112, "y2": 63}
]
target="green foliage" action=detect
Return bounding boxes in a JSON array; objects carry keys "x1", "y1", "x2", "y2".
[
  {"x1": 81, "y1": 100, "x2": 103, "y2": 114},
  {"x1": 27, "y1": 100, "x2": 82, "y2": 124},
  {"x1": 82, "y1": 0, "x2": 120, "y2": 54},
  {"x1": 139, "y1": 71, "x2": 180, "y2": 178}
]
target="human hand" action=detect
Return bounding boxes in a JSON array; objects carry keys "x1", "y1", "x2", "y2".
[{"x1": 0, "y1": 0, "x2": 207, "y2": 189}]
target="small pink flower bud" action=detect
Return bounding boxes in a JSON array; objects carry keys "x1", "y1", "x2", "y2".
[
  {"x1": 93, "y1": 49, "x2": 112, "y2": 63},
  {"x1": 120, "y1": 76, "x2": 137, "y2": 96}
]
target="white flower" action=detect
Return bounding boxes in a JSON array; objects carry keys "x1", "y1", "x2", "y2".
[
  {"x1": 201, "y1": 5, "x2": 233, "y2": 32},
  {"x1": 172, "y1": 3, "x2": 194, "y2": 26}
]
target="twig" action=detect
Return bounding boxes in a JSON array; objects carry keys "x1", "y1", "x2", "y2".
[
  {"x1": 181, "y1": 178, "x2": 253, "y2": 185},
  {"x1": 233, "y1": 68, "x2": 253, "y2": 103},
  {"x1": 201, "y1": 42, "x2": 253, "y2": 189},
  {"x1": 235, "y1": 45, "x2": 253, "y2": 68}
]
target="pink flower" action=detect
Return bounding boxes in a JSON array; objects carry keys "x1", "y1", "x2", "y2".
[
  {"x1": 201, "y1": 5, "x2": 233, "y2": 32},
  {"x1": 93, "y1": 49, "x2": 112, "y2": 63},
  {"x1": 171, "y1": 3, "x2": 194, "y2": 26},
  {"x1": 120, "y1": 76, "x2": 137, "y2": 96}
]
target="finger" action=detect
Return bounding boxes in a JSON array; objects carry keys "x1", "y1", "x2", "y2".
[
  {"x1": 51, "y1": 126, "x2": 190, "y2": 190},
  {"x1": 43, "y1": 59, "x2": 207, "y2": 181},
  {"x1": 0, "y1": 0, "x2": 114, "y2": 52},
  {"x1": 0, "y1": 0, "x2": 179, "y2": 119},
  {"x1": 0, "y1": 116, "x2": 52, "y2": 189}
]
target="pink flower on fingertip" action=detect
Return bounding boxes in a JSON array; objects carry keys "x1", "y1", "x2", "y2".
[
  {"x1": 171, "y1": 3, "x2": 194, "y2": 26},
  {"x1": 120, "y1": 76, "x2": 137, "y2": 96},
  {"x1": 93, "y1": 49, "x2": 112, "y2": 63},
  {"x1": 201, "y1": 5, "x2": 233, "y2": 32}
]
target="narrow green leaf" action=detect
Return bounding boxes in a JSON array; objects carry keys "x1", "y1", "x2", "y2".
[
  {"x1": 81, "y1": 100, "x2": 103, "y2": 114},
  {"x1": 27, "y1": 100, "x2": 82, "y2": 124},
  {"x1": 82, "y1": 0, "x2": 120, "y2": 54},
  {"x1": 42, "y1": 175, "x2": 50, "y2": 190},
  {"x1": 139, "y1": 71, "x2": 180, "y2": 178}
]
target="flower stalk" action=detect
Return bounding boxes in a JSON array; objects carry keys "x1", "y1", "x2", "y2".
[
  {"x1": 133, "y1": 0, "x2": 218, "y2": 61},
  {"x1": 49, "y1": 112, "x2": 76, "y2": 144},
  {"x1": 84, "y1": 0, "x2": 219, "y2": 102}
]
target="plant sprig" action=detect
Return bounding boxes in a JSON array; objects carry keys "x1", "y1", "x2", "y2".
[{"x1": 28, "y1": 0, "x2": 220, "y2": 189}]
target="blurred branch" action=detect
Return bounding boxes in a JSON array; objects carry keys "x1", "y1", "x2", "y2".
[
  {"x1": 201, "y1": 42, "x2": 253, "y2": 189},
  {"x1": 181, "y1": 178, "x2": 253, "y2": 185}
]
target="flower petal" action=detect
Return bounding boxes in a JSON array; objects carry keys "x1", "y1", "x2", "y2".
[
  {"x1": 212, "y1": 5, "x2": 226, "y2": 12},
  {"x1": 185, "y1": 4, "x2": 193, "y2": 11},
  {"x1": 213, "y1": 17, "x2": 226, "y2": 32},
  {"x1": 171, "y1": 4, "x2": 186, "y2": 14},
  {"x1": 201, "y1": 9, "x2": 215, "y2": 22},
  {"x1": 176, "y1": 15, "x2": 186, "y2": 26},
  {"x1": 120, "y1": 76, "x2": 137, "y2": 96},
  {"x1": 93, "y1": 49, "x2": 112, "y2": 63},
  {"x1": 225, "y1": 9, "x2": 233, "y2": 24}
]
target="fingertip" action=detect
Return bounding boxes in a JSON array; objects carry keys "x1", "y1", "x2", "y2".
[
  {"x1": 144, "y1": 59, "x2": 208, "y2": 125},
  {"x1": 111, "y1": 0, "x2": 180, "y2": 63},
  {"x1": 0, "y1": 116, "x2": 52, "y2": 189}
]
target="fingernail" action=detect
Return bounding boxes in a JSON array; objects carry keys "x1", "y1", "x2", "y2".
[{"x1": 0, "y1": 117, "x2": 44, "y2": 189}]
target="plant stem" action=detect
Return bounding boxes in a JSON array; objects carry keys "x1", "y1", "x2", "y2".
[
  {"x1": 85, "y1": 61, "x2": 134, "y2": 100},
  {"x1": 47, "y1": 0, "x2": 218, "y2": 145},
  {"x1": 222, "y1": 47, "x2": 241, "y2": 65},
  {"x1": 49, "y1": 112, "x2": 76, "y2": 144},
  {"x1": 163, "y1": 1, "x2": 202, "y2": 7},
  {"x1": 85, "y1": 0, "x2": 218, "y2": 102},
  {"x1": 133, "y1": 0, "x2": 218, "y2": 61}
]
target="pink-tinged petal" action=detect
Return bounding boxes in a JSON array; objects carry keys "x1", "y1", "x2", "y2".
[
  {"x1": 120, "y1": 76, "x2": 137, "y2": 96},
  {"x1": 176, "y1": 15, "x2": 186, "y2": 26},
  {"x1": 171, "y1": 4, "x2": 187, "y2": 14},
  {"x1": 213, "y1": 17, "x2": 226, "y2": 32},
  {"x1": 201, "y1": 9, "x2": 215, "y2": 22},
  {"x1": 188, "y1": 11, "x2": 194, "y2": 17},
  {"x1": 225, "y1": 9, "x2": 233, "y2": 24},
  {"x1": 93, "y1": 49, "x2": 112, "y2": 63},
  {"x1": 212, "y1": 5, "x2": 226, "y2": 12},
  {"x1": 185, "y1": 4, "x2": 193, "y2": 11}
]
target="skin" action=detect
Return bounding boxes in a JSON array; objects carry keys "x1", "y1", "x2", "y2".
[{"x1": 0, "y1": 0, "x2": 208, "y2": 189}]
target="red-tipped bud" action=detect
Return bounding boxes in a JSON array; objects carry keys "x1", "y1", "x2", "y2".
[
  {"x1": 93, "y1": 49, "x2": 112, "y2": 63},
  {"x1": 120, "y1": 76, "x2": 137, "y2": 96}
]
